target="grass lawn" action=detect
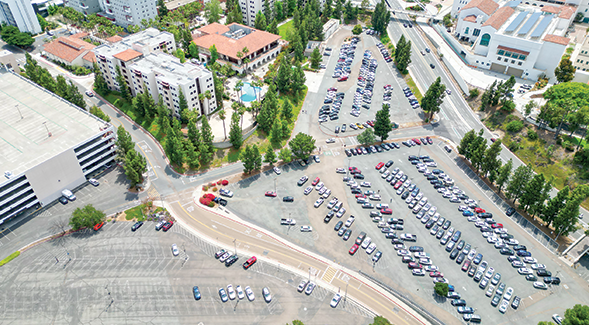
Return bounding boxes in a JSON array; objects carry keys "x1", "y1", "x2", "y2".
[
  {"x1": 404, "y1": 75, "x2": 423, "y2": 101},
  {"x1": 124, "y1": 204, "x2": 145, "y2": 221},
  {"x1": 278, "y1": 20, "x2": 295, "y2": 42}
]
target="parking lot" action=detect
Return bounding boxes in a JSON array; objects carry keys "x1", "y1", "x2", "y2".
[
  {"x1": 226, "y1": 138, "x2": 589, "y2": 324},
  {"x1": 0, "y1": 166, "x2": 145, "y2": 261},
  {"x1": 313, "y1": 30, "x2": 421, "y2": 138},
  {"x1": 0, "y1": 220, "x2": 373, "y2": 324}
]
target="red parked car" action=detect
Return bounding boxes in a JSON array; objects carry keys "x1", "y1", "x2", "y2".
[
  {"x1": 393, "y1": 181, "x2": 403, "y2": 189},
  {"x1": 349, "y1": 244, "x2": 359, "y2": 255},
  {"x1": 162, "y1": 221, "x2": 174, "y2": 231},
  {"x1": 355, "y1": 194, "x2": 367, "y2": 199},
  {"x1": 350, "y1": 168, "x2": 362, "y2": 174},
  {"x1": 429, "y1": 271, "x2": 444, "y2": 277},
  {"x1": 491, "y1": 223, "x2": 504, "y2": 229},
  {"x1": 408, "y1": 262, "x2": 422, "y2": 269},
  {"x1": 93, "y1": 222, "x2": 104, "y2": 231},
  {"x1": 311, "y1": 177, "x2": 320, "y2": 186},
  {"x1": 462, "y1": 260, "x2": 471, "y2": 272},
  {"x1": 381, "y1": 208, "x2": 393, "y2": 215},
  {"x1": 375, "y1": 162, "x2": 385, "y2": 170},
  {"x1": 265, "y1": 191, "x2": 277, "y2": 197},
  {"x1": 367, "y1": 120, "x2": 375, "y2": 127},
  {"x1": 412, "y1": 138, "x2": 421, "y2": 145},
  {"x1": 474, "y1": 208, "x2": 486, "y2": 213},
  {"x1": 426, "y1": 136, "x2": 433, "y2": 144}
]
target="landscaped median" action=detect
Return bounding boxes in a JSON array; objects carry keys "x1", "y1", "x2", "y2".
[{"x1": 0, "y1": 251, "x2": 20, "y2": 267}]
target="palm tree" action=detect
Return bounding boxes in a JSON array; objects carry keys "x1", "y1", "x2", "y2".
[
  {"x1": 198, "y1": 93, "x2": 205, "y2": 116},
  {"x1": 236, "y1": 51, "x2": 243, "y2": 71},
  {"x1": 219, "y1": 109, "x2": 227, "y2": 139},
  {"x1": 251, "y1": 79, "x2": 261, "y2": 102},
  {"x1": 239, "y1": 105, "x2": 246, "y2": 129},
  {"x1": 235, "y1": 80, "x2": 244, "y2": 104},
  {"x1": 205, "y1": 90, "x2": 212, "y2": 119},
  {"x1": 250, "y1": 101, "x2": 261, "y2": 119},
  {"x1": 242, "y1": 47, "x2": 250, "y2": 73}
]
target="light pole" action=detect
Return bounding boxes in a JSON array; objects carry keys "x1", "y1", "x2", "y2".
[
  {"x1": 16, "y1": 104, "x2": 23, "y2": 119},
  {"x1": 42, "y1": 121, "x2": 51, "y2": 137},
  {"x1": 233, "y1": 238, "x2": 237, "y2": 256},
  {"x1": 308, "y1": 267, "x2": 311, "y2": 282},
  {"x1": 274, "y1": 178, "x2": 277, "y2": 193}
]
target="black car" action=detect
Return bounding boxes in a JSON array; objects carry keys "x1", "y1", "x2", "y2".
[
  {"x1": 335, "y1": 126, "x2": 340, "y2": 133},
  {"x1": 324, "y1": 214, "x2": 334, "y2": 223},
  {"x1": 58, "y1": 196, "x2": 69, "y2": 205},
  {"x1": 334, "y1": 221, "x2": 343, "y2": 231},
  {"x1": 345, "y1": 149, "x2": 352, "y2": 157},
  {"x1": 544, "y1": 277, "x2": 560, "y2": 284},
  {"x1": 537, "y1": 269, "x2": 552, "y2": 277},
  {"x1": 500, "y1": 247, "x2": 514, "y2": 255},
  {"x1": 506, "y1": 207, "x2": 516, "y2": 216},
  {"x1": 131, "y1": 221, "x2": 144, "y2": 231},
  {"x1": 456, "y1": 253, "x2": 466, "y2": 264},
  {"x1": 401, "y1": 191, "x2": 411, "y2": 199},
  {"x1": 283, "y1": 196, "x2": 294, "y2": 202},
  {"x1": 430, "y1": 63, "x2": 435, "y2": 69},
  {"x1": 450, "y1": 249, "x2": 460, "y2": 260},
  {"x1": 511, "y1": 296, "x2": 521, "y2": 309},
  {"x1": 353, "y1": 174, "x2": 365, "y2": 179},
  {"x1": 225, "y1": 255, "x2": 239, "y2": 266}
]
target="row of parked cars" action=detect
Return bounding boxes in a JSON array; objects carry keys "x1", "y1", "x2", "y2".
[
  {"x1": 376, "y1": 41, "x2": 392, "y2": 63},
  {"x1": 320, "y1": 87, "x2": 344, "y2": 123},
  {"x1": 332, "y1": 38, "x2": 358, "y2": 81},
  {"x1": 352, "y1": 50, "x2": 378, "y2": 116},
  {"x1": 216, "y1": 284, "x2": 272, "y2": 303}
]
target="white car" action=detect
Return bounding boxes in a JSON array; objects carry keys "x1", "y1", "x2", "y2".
[
  {"x1": 219, "y1": 188, "x2": 234, "y2": 197},
  {"x1": 531, "y1": 264, "x2": 546, "y2": 270},
  {"x1": 361, "y1": 237, "x2": 372, "y2": 249},
  {"x1": 304, "y1": 186, "x2": 313, "y2": 195},
  {"x1": 458, "y1": 206, "x2": 468, "y2": 211},
  {"x1": 366, "y1": 242, "x2": 377, "y2": 254},
  {"x1": 300, "y1": 225, "x2": 312, "y2": 232},
  {"x1": 262, "y1": 287, "x2": 272, "y2": 302},
  {"x1": 518, "y1": 267, "x2": 533, "y2": 275},
  {"x1": 412, "y1": 269, "x2": 426, "y2": 276},
  {"x1": 330, "y1": 293, "x2": 342, "y2": 308},
  {"x1": 88, "y1": 178, "x2": 99, "y2": 186},
  {"x1": 369, "y1": 194, "x2": 381, "y2": 201},
  {"x1": 523, "y1": 257, "x2": 538, "y2": 264},
  {"x1": 227, "y1": 284, "x2": 236, "y2": 300},
  {"x1": 273, "y1": 167, "x2": 281, "y2": 175},
  {"x1": 485, "y1": 285, "x2": 495, "y2": 297},
  {"x1": 171, "y1": 244, "x2": 179, "y2": 256},
  {"x1": 314, "y1": 198, "x2": 324, "y2": 208},
  {"x1": 394, "y1": 244, "x2": 406, "y2": 250},
  {"x1": 85, "y1": 90, "x2": 94, "y2": 97},
  {"x1": 323, "y1": 189, "x2": 332, "y2": 198},
  {"x1": 381, "y1": 171, "x2": 390, "y2": 178},
  {"x1": 297, "y1": 280, "x2": 308, "y2": 292},
  {"x1": 360, "y1": 182, "x2": 371, "y2": 187},
  {"x1": 318, "y1": 187, "x2": 327, "y2": 195},
  {"x1": 245, "y1": 286, "x2": 255, "y2": 301},
  {"x1": 336, "y1": 168, "x2": 346, "y2": 174},
  {"x1": 499, "y1": 299, "x2": 509, "y2": 313},
  {"x1": 414, "y1": 252, "x2": 428, "y2": 258},
  {"x1": 326, "y1": 138, "x2": 336, "y2": 143},
  {"x1": 236, "y1": 285, "x2": 245, "y2": 300},
  {"x1": 424, "y1": 265, "x2": 438, "y2": 272},
  {"x1": 345, "y1": 216, "x2": 355, "y2": 227},
  {"x1": 315, "y1": 182, "x2": 324, "y2": 191},
  {"x1": 503, "y1": 287, "x2": 514, "y2": 301},
  {"x1": 336, "y1": 208, "x2": 346, "y2": 218},
  {"x1": 327, "y1": 198, "x2": 339, "y2": 209},
  {"x1": 485, "y1": 267, "x2": 495, "y2": 278}
]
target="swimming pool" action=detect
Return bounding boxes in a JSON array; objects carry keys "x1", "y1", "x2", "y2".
[{"x1": 240, "y1": 82, "x2": 261, "y2": 102}]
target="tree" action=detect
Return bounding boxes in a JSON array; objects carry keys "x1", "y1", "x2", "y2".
[
  {"x1": 0, "y1": 26, "x2": 34, "y2": 47},
  {"x1": 89, "y1": 105, "x2": 111, "y2": 122},
  {"x1": 394, "y1": 35, "x2": 411, "y2": 73},
  {"x1": 274, "y1": 1, "x2": 284, "y2": 21},
  {"x1": 93, "y1": 62, "x2": 109, "y2": 94},
  {"x1": 270, "y1": 118, "x2": 283, "y2": 145},
  {"x1": 264, "y1": 0, "x2": 273, "y2": 21},
  {"x1": 370, "y1": 316, "x2": 392, "y2": 325},
  {"x1": 468, "y1": 129, "x2": 487, "y2": 172},
  {"x1": 374, "y1": 105, "x2": 393, "y2": 141},
  {"x1": 563, "y1": 304, "x2": 589, "y2": 325},
  {"x1": 352, "y1": 24, "x2": 362, "y2": 35},
  {"x1": 115, "y1": 65, "x2": 131, "y2": 101},
  {"x1": 255, "y1": 11, "x2": 268, "y2": 30},
  {"x1": 267, "y1": 19, "x2": 279, "y2": 35},
  {"x1": 124, "y1": 149, "x2": 147, "y2": 187},
  {"x1": 555, "y1": 57, "x2": 576, "y2": 83},
  {"x1": 276, "y1": 55, "x2": 292, "y2": 93},
  {"x1": 252, "y1": 144, "x2": 263, "y2": 171},
  {"x1": 209, "y1": 45, "x2": 219, "y2": 65},
  {"x1": 343, "y1": 0, "x2": 358, "y2": 24},
  {"x1": 165, "y1": 132, "x2": 185, "y2": 166},
  {"x1": 310, "y1": 48, "x2": 322, "y2": 69},
  {"x1": 520, "y1": 173, "x2": 546, "y2": 212},
  {"x1": 554, "y1": 185, "x2": 589, "y2": 237},
  {"x1": 178, "y1": 88, "x2": 189, "y2": 122},
  {"x1": 289, "y1": 132, "x2": 316, "y2": 160},
  {"x1": 371, "y1": 0, "x2": 391, "y2": 34},
  {"x1": 279, "y1": 148, "x2": 293, "y2": 162},
  {"x1": 200, "y1": 118, "x2": 215, "y2": 165},
  {"x1": 67, "y1": 81, "x2": 86, "y2": 109},
  {"x1": 291, "y1": 64, "x2": 306, "y2": 95},
  {"x1": 116, "y1": 126, "x2": 134, "y2": 157},
  {"x1": 69, "y1": 204, "x2": 105, "y2": 230},
  {"x1": 458, "y1": 129, "x2": 476, "y2": 158},
  {"x1": 293, "y1": 33, "x2": 305, "y2": 63},
  {"x1": 495, "y1": 158, "x2": 513, "y2": 192},
  {"x1": 264, "y1": 147, "x2": 277, "y2": 164},
  {"x1": 205, "y1": 0, "x2": 222, "y2": 23},
  {"x1": 217, "y1": 109, "x2": 227, "y2": 139},
  {"x1": 541, "y1": 186, "x2": 569, "y2": 228},
  {"x1": 157, "y1": 0, "x2": 169, "y2": 17},
  {"x1": 506, "y1": 165, "x2": 533, "y2": 203},
  {"x1": 241, "y1": 145, "x2": 255, "y2": 173},
  {"x1": 421, "y1": 77, "x2": 446, "y2": 120},
  {"x1": 481, "y1": 139, "x2": 502, "y2": 178},
  {"x1": 281, "y1": 97, "x2": 294, "y2": 121},
  {"x1": 358, "y1": 128, "x2": 376, "y2": 146},
  {"x1": 434, "y1": 282, "x2": 449, "y2": 297},
  {"x1": 524, "y1": 100, "x2": 538, "y2": 117},
  {"x1": 185, "y1": 140, "x2": 200, "y2": 170},
  {"x1": 229, "y1": 111, "x2": 243, "y2": 148}
]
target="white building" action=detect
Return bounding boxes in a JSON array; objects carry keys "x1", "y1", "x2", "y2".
[
  {"x1": 572, "y1": 34, "x2": 589, "y2": 71},
  {"x1": 63, "y1": 0, "x2": 101, "y2": 16},
  {"x1": 239, "y1": 0, "x2": 274, "y2": 27},
  {"x1": 93, "y1": 28, "x2": 216, "y2": 118},
  {"x1": 0, "y1": 0, "x2": 42, "y2": 34},
  {"x1": 97, "y1": 0, "x2": 157, "y2": 28},
  {"x1": 453, "y1": 0, "x2": 575, "y2": 79}
]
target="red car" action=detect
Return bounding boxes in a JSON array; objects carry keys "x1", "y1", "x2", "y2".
[
  {"x1": 349, "y1": 244, "x2": 359, "y2": 255},
  {"x1": 408, "y1": 262, "x2": 422, "y2": 269},
  {"x1": 355, "y1": 194, "x2": 367, "y2": 199},
  {"x1": 350, "y1": 168, "x2": 362, "y2": 174},
  {"x1": 162, "y1": 221, "x2": 173, "y2": 231},
  {"x1": 412, "y1": 138, "x2": 421, "y2": 145},
  {"x1": 367, "y1": 120, "x2": 375, "y2": 127},
  {"x1": 462, "y1": 260, "x2": 471, "y2": 272},
  {"x1": 429, "y1": 271, "x2": 444, "y2": 277},
  {"x1": 375, "y1": 162, "x2": 385, "y2": 170},
  {"x1": 474, "y1": 208, "x2": 486, "y2": 213},
  {"x1": 93, "y1": 222, "x2": 104, "y2": 231},
  {"x1": 491, "y1": 223, "x2": 504, "y2": 229},
  {"x1": 426, "y1": 136, "x2": 433, "y2": 145},
  {"x1": 338, "y1": 76, "x2": 348, "y2": 82},
  {"x1": 393, "y1": 181, "x2": 403, "y2": 189},
  {"x1": 381, "y1": 208, "x2": 393, "y2": 215},
  {"x1": 265, "y1": 191, "x2": 277, "y2": 197},
  {"x1": 311, "y1": 177, "x2": 320, "y2": 186},
  {"x1": 384, "y1": 84, "x2": 392, "y2": 89},
  {"x1": 328, "y1": 87, "x2": 337, "y2": 91},
  {"x1": 491, "y1": 138, "x2": 497, "y2": 142}
]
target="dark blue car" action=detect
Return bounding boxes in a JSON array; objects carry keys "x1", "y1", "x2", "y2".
[
  {"x1": 517, "y1": 250, "x2": 532, "y2": 257},
  {"x1": 193, "y1": 286, "x2": 201, "y2": 300}
]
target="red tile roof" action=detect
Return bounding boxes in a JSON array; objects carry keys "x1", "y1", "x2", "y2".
[
  {"x1": 558, "y1": 5, "x2": 575, "y2": 19},
  {"x1": 543, "y1": 34, "x2": 570, "y2": 45},
  {"x1": 541, "y1": 5, "x2": 560, "y2": 14},
  {"x1": 43, "y1": 36, "x2": 96, "y2": 64},
  {"x1": 482, "y1": 6, "x2": 515, "y2": 30},
  {"x1": 113, "y1": 49, "x2": 142, "y2": 61},
  {"x1": 106, "y1": 35, "x2": 123, "y2": 43},
  {"x1": 497, "y1": 45, "x2": 529, "y2": 55},
  {"x1": 464, "y1": 15, "x2": 477, "y2": 22},
  {"x1": 461, "y1": 0, "x2": 499, "y2": 16},
  {"x1": 70, "y1": 32, "x2": 89, "y2": 39},
  {"x1": 193, "y1": 23, "x2": 281, "y2": 61}
]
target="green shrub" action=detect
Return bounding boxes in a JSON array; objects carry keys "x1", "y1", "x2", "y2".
[
  {"x1": 0, "y1": 251, "x2": 21, "y2": 267},
  {"x1": 505, "y1": 120, "x2": 524, "y2": 133},
  {"x1": 501, "y1": 100, "x2": 516, "y2": 112},
  {"x1": 207, "y1": 201, "x2": 215, "y2": 207},
  {"x1": 527, "y1": 129, "x2": 538, "y2": 140},
  {"x1": 508, "y1": 141, "x2": 520, "y2": 152},
  {"x1": 212, "y1": 187, "x2": 218, "y2": 192},
  {"x1": 469, "y1": 88, "x2": 479, "y2": 98},
  {"x1": 434, "y1": 282, "x2": 449, "y2": 297}
]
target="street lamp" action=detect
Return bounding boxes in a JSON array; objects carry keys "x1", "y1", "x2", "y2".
[
  {"x1": 16, "y1": 104, "x2": 23, "y2": 119},
  {"x1": 233, "y1": 238, "x2": 237, "y2": 256}
]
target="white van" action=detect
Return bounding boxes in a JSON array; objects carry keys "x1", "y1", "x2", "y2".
[{"x1": 61, "y1": 189, "x2": 76, "y2": 201}]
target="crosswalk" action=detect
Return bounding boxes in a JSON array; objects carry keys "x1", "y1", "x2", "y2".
[{"x1": 322, "y1": 266, "x2": 338, "y2": 283}]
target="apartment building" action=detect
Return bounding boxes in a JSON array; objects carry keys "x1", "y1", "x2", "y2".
[{"x1": 0, "y1": 0, "x2": 42, "y2": 34}]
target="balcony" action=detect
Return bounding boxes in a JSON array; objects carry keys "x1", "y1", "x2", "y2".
[{"x1": 80, "y1": 2, "x2": 89, "y2": 9}]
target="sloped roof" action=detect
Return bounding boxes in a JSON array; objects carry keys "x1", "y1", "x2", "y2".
[
  {"x1": 193, "y1": 23, "x2": 281, "y2": 61},
  {"x1": 43, "y1": 36, "x2": 96, "y2": 63},
  {"x1": 482, "y1": 6, "x2": 515, "y2": 30},
  {"x1": 544, "y1": 34, "x2": 570, "y2": 45},
  {"x1": 113, "y1": 49, "x2": 142, "y2": 61},
  {"x1": 464, "y1": 15, "x2": 477, "y2": 22},
  {"x1": 106, "y1": 35, "x2": 123, "y2": 43},
  {"x1": 559, "y1": 5, "x2": 575, "y2": 19},
  {"x1": 461, "y1": 0, "x2": 499, "y2": 16}
]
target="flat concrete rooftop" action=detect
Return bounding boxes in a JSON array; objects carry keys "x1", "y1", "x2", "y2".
[{"x1": 0, "y1": 72, "x2": 107, "y2": 182}]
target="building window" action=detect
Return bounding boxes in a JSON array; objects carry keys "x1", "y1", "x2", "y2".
[
  {"x1": 473, "y1": 29, "x2": 480, "y2": 36},
  {"x1": 511, "y1": 60, "x2": 515, "y2": 64},
  {"x1": 497, "y1": 57, "x2": 502, "y2": 60},
  {"x1": 465, "y1": 27, "x2": 469, "y2": 35},
  {"x1": 519, "y1": 54, "x2": 526, "y2": 60},
  {"x1": 497, "y1": 50, "x2": 505, "y2": 55},
  {"x1": 518, "y1": 62, "x2": 522, "y2": 66},
  {"x1": 504, "y1": 58, "x2": 508, "y2": 62},
  {"x1": 480, "y1": 34, "x2": 490, "y2": 46}
]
